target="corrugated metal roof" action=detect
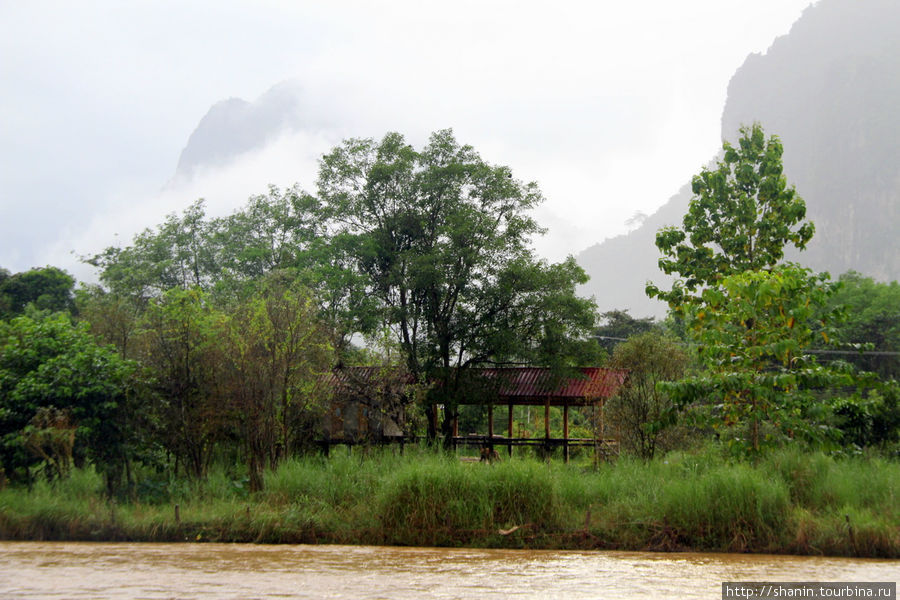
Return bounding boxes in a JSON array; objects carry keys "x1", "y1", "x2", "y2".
[
  {"x1": 320, "y1": 366, "x2": 626, "y2": 405},
  {"x1": 319, "y1": 366, "x2": 415, "y2": 389},
  {"x1": 476, "y1": 367, "x2": 626, "y2": 401}
]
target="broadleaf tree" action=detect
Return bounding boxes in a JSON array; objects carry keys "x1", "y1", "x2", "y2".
[
  {"x1": 646, "y1": 124, "x2": 875, "y2": 452},
  {"x1": 647, "y1": 123, "x2": 815, "y2": 311},
  {"x1": 661, "y1": 264, "x2": 856, "y2": 452},
  {"x1": 318, "y1": 129, "x2": 602, "y2": 441}
]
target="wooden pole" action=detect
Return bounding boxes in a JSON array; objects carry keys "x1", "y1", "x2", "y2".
[
  {"x1": 507, "y1": 402, "x2": 514, "y2": 457},
  {"x1": 487, "y1": 403, "x2": 494, "y2": 449},
  {"x1": 563, "y1": 402, "x2": 569, "y2": 463},
  {"x1": 544, "y1": 398, "x2": 550, "y2": 439}
]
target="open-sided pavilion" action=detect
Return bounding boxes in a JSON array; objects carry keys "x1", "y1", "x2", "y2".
[{"x1": 320, "y1": 366, "x2": 627, "y2": 461}]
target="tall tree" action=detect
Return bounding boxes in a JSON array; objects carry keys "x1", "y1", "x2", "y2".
[
  {"x1": 135, "y1": 287, "x2": 228, "y2": 479},
  {"x1": 221, "y1": 277, "x2": 332, "y2": 491},
  {"x1": 648, "y1": 124, "x2": 860, "y2": 452},
  {"x1": 318, "y1": 130, "x2": 601, "y2": 440},
  {"x1": 647, "y1": 123, "x2": 815, "y2": 311}
]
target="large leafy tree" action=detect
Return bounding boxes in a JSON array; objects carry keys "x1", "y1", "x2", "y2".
[
  {"x1": 318, "y1": 130, "x2": 601, "y2": 440},
  {"x1": 647, "y1": 123, "x2": 815, "y2": 310},
  {"x1": 0, "y1": 266, "x2": 75, "y2": 317},
  {"x1": 0, "y1": 313, "x2": 149, "y2": 493},
  {"x1": 220, "y1": 276, "x2": 332, "y2": 491},
  {"x1": 663, "y1": 265, "x2": 854, "y2": 452}
]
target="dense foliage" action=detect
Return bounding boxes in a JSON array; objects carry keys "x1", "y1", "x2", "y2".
[
  {"x1": 647, "y1": 122, "x2": 815, "y2": 311},
  {"x1": 605, "y1": 333, "x2": 689, "y2": 459},
  {"x1": 1, "y1": 123, "x2": 897, "y2": 502},
  {"x1": 649, "y1": 124, "x2": 894, "y2": 454},
  {"x1": 1, "y1": 129, "x2": 604, "y2": 490}
]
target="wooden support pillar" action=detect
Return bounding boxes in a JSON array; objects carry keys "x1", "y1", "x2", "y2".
[
  {"x1": 487, "y1": 403, "x2": 494, "y2": 449},
  {"x1": 507, "y1": 402, "x2": 514, "y2": 457},
  {"x1": 453, "y1": 414, "x2": 459, "y2": 453},
  {"x1": 544, "y1": 398, "x2": 550, "y2": 439},
  {"x1": 432, "y1": 404, "x2": 439, "y2": 436},
  {"x1": 563, "y1": 402, "x2": 570, "y2": 463},
  {"x1": 600, "y1": 400, "x2": 605, "y2": 440}
]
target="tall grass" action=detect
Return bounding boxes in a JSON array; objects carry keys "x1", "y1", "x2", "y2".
[{"x1": 0, "y1": 445, "x2": 897, "y2": 556}]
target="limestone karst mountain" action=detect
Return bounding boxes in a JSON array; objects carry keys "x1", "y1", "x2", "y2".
[
  {"x1": 172, "y1": 81, "x2": 319, "y2": 182},
  {"x1": 577, "y1": 0, "x2": 900, "y2": 317}
]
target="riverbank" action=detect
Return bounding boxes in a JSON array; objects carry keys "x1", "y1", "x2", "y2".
[{"x1": 1, "y1": 447, "x2": 897, "y2": 557}]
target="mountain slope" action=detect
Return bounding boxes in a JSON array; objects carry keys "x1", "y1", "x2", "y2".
[{"x1": 577, "y1": 0, "x2": 900, "y2": 317}]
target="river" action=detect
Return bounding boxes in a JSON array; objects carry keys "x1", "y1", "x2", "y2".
[{"x1": 0, "y1": 542, "x2": 896, "y2": 599}]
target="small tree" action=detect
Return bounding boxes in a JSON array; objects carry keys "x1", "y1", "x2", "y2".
[
  {"x1": 137, "y1": 288, "x2": 228, "y2": 480},
  {"x1": 605, "y1": 333, "x2": 689, "y2": 459},
  {"x1": 594, "y1": 309, "x2": 658, "y2": 354},
  {"x1": 662, "y1": 264, "x2": 855, "y2": 452},
  {"x1": 21, "y1": 407, "x2": 77, "y2": 480},
  {"x1": 0, "y1": 313, "x2": 146, "y2": 493},
  {"x1": 647, "y1": 123, "x2": 814, "y2": 311},
  {"x1": 222, "y1": 278, "x2": 332, "y2": 492}
]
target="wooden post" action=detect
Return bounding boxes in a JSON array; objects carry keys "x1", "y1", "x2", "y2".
[
  {"x1": 488, "y1": 403, "x2": 494, "y2": 449},
  {"x1": 174, "y1": 503, "x2": 180, "y2": 525},
  {"x1": 563, "y1": 402, "x2": 570, "y2": 463},
  {"x1": 507, "y1": 402, "x2": 514, "y2": 457},
  {"x1": 544, "y1": 399, "x2": 551, "y2": 462},
  {"x1": 544, "y1": 398, "x2": 550, "y2": 439},
  {"x1": 453, "y1": 414, "x2": 459, "y2": 453}
]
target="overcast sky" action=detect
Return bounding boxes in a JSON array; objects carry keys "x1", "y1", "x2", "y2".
[{"x1": 0, "y1": 0, "x2": 814, "y2": 281}]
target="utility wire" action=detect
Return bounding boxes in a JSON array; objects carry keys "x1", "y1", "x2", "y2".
[{"x1": 804, "y1": 349, "x2": 900, "y2": 357}]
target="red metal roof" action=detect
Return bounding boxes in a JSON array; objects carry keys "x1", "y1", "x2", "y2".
[
  {"x1": 321, "y1": 366, "x2": 626, "y2": 406},
  {"x1": 472, "y1": 367, "x2": 626, "y2": 404}
]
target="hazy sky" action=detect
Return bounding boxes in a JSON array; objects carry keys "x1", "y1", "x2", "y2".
[{"x1": 0, "y1": 0, "x2": 814, "y2": 281}]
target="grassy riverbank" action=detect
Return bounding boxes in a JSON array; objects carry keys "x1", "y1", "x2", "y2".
[{"x1": 1, "y1": 447, "x2": 898, "y2": 557}]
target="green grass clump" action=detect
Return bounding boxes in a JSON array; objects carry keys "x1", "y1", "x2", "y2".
[
  {"x1": 1, "y1": 445, "x2": 898, "y2": 556},
  {"x1": 376, "y1": 455, "x2": 561, "y2": 546},
  {"x1": 654, "y1": 464, "x2": 790, "y2": 551}
]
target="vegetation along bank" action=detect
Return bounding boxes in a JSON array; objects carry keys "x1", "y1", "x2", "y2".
[
  {"x1": 1, "y1": 447, "x2": 898, "y2": 558},
  {"x1": 2, "y1": 126, "x2": 898, "y2": 558}
]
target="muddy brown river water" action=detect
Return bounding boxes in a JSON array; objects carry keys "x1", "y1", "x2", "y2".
[{"x1": 0, "y1": 542, "x2": 896, "y2": 599}]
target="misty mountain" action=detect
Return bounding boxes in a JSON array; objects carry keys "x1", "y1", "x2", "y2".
[
  {"x1": 578, "y1": 0, "x2": 900, "y2": 317},
  {"x1": 172, "y1": 82, "x2": 313, "y2": 181}
]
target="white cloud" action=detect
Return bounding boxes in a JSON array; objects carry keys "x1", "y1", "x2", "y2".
[{"x1": 1, "y1": 0, "x2": 814, "y2": 277}]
